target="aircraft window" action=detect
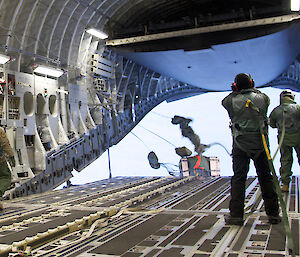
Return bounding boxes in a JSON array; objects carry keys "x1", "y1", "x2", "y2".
[
  {"x1": 24, "y1": 92, "x2": 34, "y2": 116},
  {"x1": 37, "y1": 93, "x2": 46, "y2": 114},
  {"x1": 49, "y1": 95, "x2": 57, "y2": 117}
]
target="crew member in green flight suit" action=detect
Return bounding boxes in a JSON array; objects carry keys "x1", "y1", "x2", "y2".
[
  {"x1": 0, "y1": 126, "x2": 15, "y2": 210},
  {"x1": 222, "y1": 73, "x2": 280, "y2": 225},
  {"x1": 269, "y1": 89, "x2": 300, "y2": 193}
]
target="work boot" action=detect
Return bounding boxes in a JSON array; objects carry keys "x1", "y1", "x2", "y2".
[
  {"x1": 281, "y1": 184, "x2": 289, "y2": 192},
  {"x1": 268, "y1": 215, "x2": 282, "y2": 224},
  {"x1": 224, "y1": 215, "x2": 244, "y2": 226}
]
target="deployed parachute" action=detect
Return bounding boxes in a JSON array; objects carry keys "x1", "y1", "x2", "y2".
[
  {"x1": 146, "y1": 115, "x2": 222, "y2": 178},
  {"x1": 147, "y1": 151, "x2": 160, "y2": 169},
  {"x1": 175, "y1": 146, "x2": 192, "y2": 157},
  {"x1": 147, "y1": 151, "x2": 180, "y2": 176},
  {"x1": 171, "y1": 115, "x2": 209, "y2": 154}
]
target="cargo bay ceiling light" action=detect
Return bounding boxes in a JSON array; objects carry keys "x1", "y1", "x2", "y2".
[
  {"x1": 0, "y1": 53, "x2": 11, "y2": 64},
  {"x1": 34, "y1": 65, "x2": 64, "y2": 78},
  {"x1": 86, "y1": 28, "x2": 108, "y2": 39},
  {"x1": 291, "y1": 0, "x2": 300, "y2": 11}
]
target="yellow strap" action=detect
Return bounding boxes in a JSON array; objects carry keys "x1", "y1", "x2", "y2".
[
  {"x1": 261, "y1": 134, "x2": 271, "y2": 160},
  {"x1": 245, "y1": 99, "x2": 251, "y2": 108}
]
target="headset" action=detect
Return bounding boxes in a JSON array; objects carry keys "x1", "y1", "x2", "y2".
[
  {"x1": 231, "y1": 82, "x2": 239, "y2": 92},
  {"x1": 231, "y1": 73, "x2": 254, "y2": 91}
]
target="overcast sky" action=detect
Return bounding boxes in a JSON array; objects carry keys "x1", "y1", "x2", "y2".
[{"x1": 69, "y1": 87, "x2": 300, "y2": 185}]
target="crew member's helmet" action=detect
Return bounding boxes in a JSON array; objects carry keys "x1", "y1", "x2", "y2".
[
  {"x1": 280, "y1": 89, "x2": 295, "y2": 101},
  {"x1": 232, "y1": 73, "x2": 254, "y2": 91}
]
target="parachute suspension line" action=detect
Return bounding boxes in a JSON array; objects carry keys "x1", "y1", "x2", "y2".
[
  {"x1": 160, "y1": 163, "x2": 180, "y2": 176},
  {"x1": 207, "y1": 142, "x2": 232, "y2": 157},
  {"x1": 130, "y1": 132, "x2": 151, "y2": 151},
  {"x1": 137, "y1": 125, "x2": 177, "y2": 147},
  {"x1": 160, "y1": 162, "x2": 179, "y2": 168},
  {"x1": 151, "y1": 111, "x2": 173, "y2": 119}
]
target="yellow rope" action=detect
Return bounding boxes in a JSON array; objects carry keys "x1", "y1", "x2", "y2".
[{"x1": 261, "y1": 133, "x2": 271, "y2": 160}]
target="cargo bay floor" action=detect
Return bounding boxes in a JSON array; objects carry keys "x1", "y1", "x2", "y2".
[{"x1": 0, "y1": 176, "x2": 298, "y2": 256}]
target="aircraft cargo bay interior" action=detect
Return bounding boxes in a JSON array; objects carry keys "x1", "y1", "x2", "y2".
[{"x1": 0, "y1": 0, "x2": 300, "y2": 256}]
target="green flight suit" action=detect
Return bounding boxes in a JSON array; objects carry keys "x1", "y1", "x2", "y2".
[
  {"x1": 269, "y1": 97, "x2": 300, "y2": 185},
  {"x1": 222, "y1": 88, "x2": 270, "y2": 155},
  {"x1": 0, "y1": 161, "x2": 11, "y2": 196},
  {"x1": 0, "y1": 127, "x2": 14, "y2": 197},
  {"x1": 222, "y1": 88, "x2": 279, "y2": 219}
]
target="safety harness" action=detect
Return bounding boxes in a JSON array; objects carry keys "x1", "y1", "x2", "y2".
[{"x1": 230, "y1": 92, "x2": 268, "y2": 158}]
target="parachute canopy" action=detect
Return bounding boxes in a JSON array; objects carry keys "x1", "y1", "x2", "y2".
[
  {"x1": 148, "y1": 151, "x2": 160, "y2": 169},
  {"x1": 175, "y1": 146, "x2": 192, "y2": 157}
]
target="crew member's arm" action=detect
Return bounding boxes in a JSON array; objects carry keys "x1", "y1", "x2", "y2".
[
  {"x1": 0, "y1": 127, "x2": 15, "y2": 166},
  {"x1": 269, "y1": 108, "x2": 278, "y2": 128},
  {"x1": 222, "y1": 94, "x2": 234, "y2": 119},
  {"x1": 296, "y1": 104, "x2": 300, "y2": 119},
  {"x1": 265, "y1": 93, "x2": 270, "y2": 107}
]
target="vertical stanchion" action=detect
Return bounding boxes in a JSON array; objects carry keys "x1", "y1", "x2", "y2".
[{"x1": 107, "y1": 147, "x2": 112, "y2": 179}]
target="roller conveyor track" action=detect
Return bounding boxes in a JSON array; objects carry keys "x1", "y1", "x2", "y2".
[{"x1": 0, "y1": 176, "x2": 299, "y2": 257}]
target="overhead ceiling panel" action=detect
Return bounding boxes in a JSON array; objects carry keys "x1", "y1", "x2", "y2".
[
  {"x1": 108, "y1": 0, "x2": 289, "y2": 38},
  {"x1": 0, "y1": 0, "x2": 296, "y2": 91}
]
